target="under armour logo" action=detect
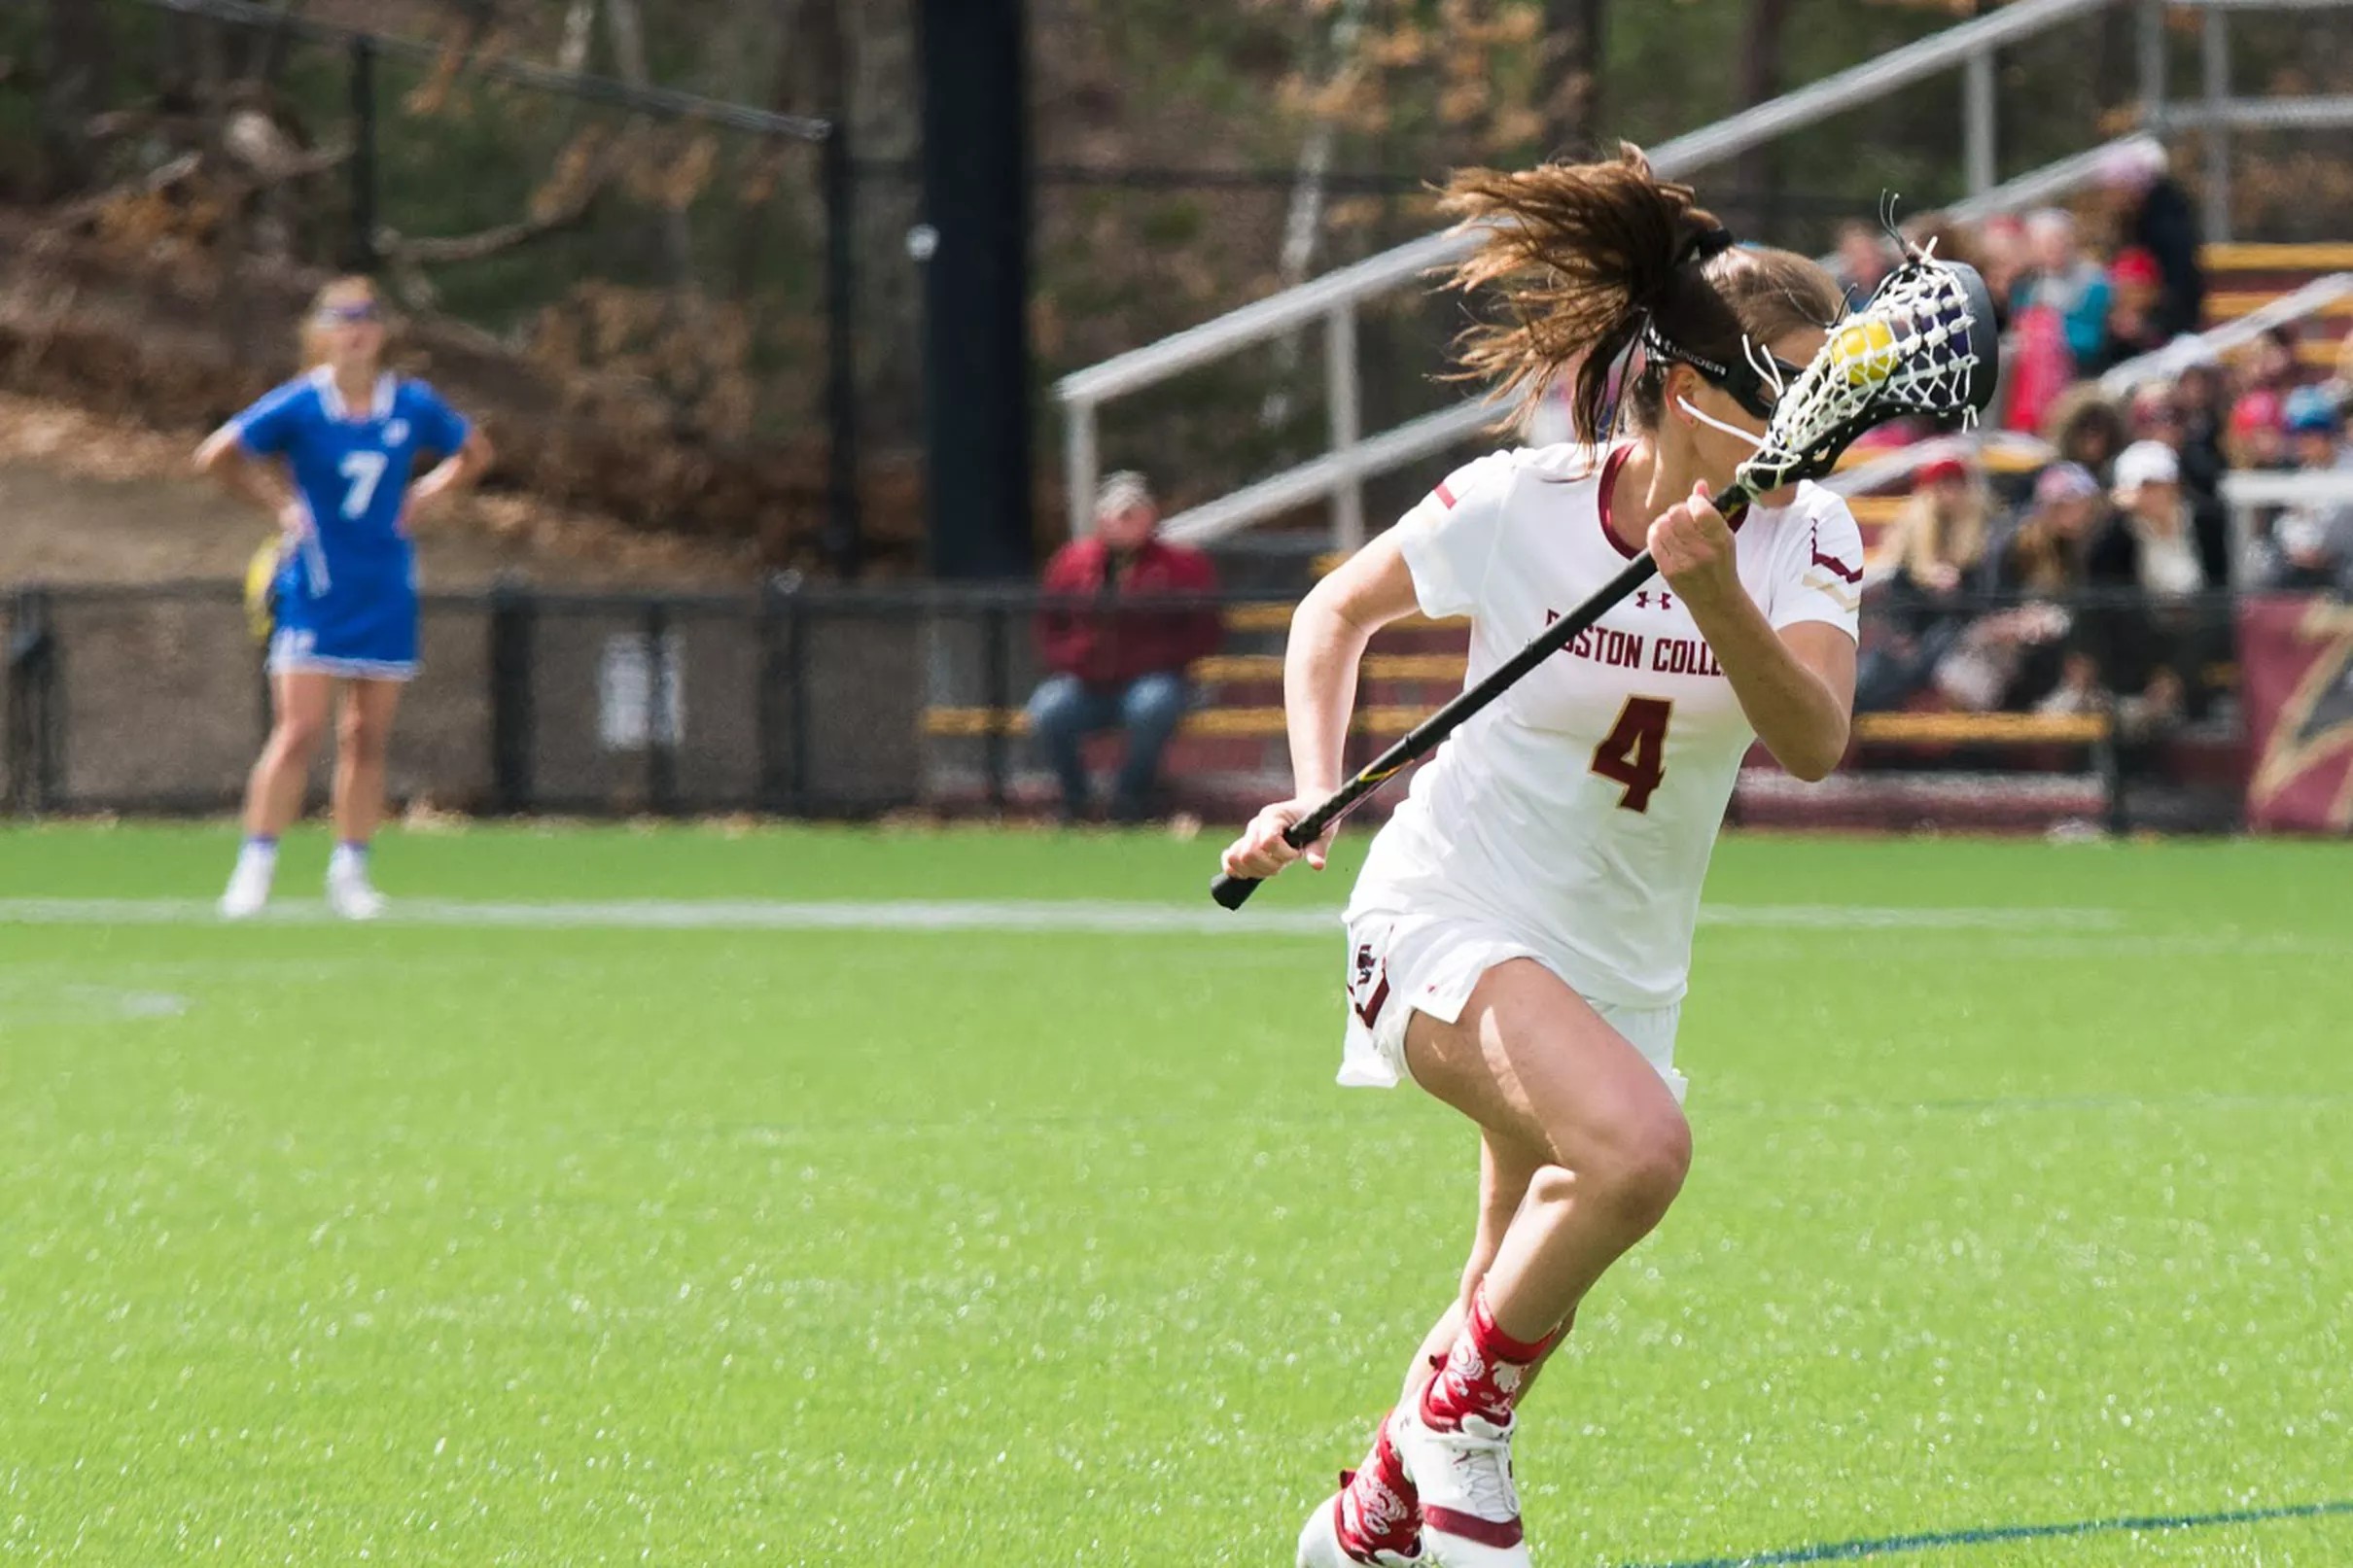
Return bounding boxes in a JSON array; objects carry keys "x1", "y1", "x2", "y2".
[{"x1": 1634, "y1": 590, "x2": 1674, "y2": 611}]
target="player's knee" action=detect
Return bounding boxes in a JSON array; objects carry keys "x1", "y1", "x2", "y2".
[
  {"x1": 1591, "y1": 1109, "x2": 1693, "y2": 1233},
  {"x1": 1528, "y1": 1110, "x2": 1690, "y2": 1237},
  {"x1": 337, "y1": 712, "x2": 389, "y2": 766},
  {"x1": 273, "y1": 711, "x2": 328, "y2": 757}
]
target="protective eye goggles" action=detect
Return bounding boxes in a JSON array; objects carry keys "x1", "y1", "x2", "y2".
[
  {"x1": 1640, "y1": 320, "x2": 1807, "y2": 421},
  {"x1": 314, "y1": 301, "x2": 382, "y2": 325}
]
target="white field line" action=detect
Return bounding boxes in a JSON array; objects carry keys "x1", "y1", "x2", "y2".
[{"x1": 0, "y1": 896, "x2": 2122, "y2": 935}]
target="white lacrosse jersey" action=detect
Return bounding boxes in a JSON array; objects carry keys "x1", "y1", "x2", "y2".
[{"x1": 1346, "y1": 443, "x2": 1864, "y2": 1010}]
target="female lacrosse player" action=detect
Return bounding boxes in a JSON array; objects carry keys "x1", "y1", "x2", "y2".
[
  {"x1": 1221, "y1": 148, "x2": 1861, "y2": 1568},
  {"x1": 197, "y1": 277, "x2": 493, "y2": 920}
]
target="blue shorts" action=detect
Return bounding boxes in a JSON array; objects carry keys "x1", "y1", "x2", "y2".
[{"x1": 266, "y1": 542, "x2": 419, "y2": 680}]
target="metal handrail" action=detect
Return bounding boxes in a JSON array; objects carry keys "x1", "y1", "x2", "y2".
[
  {"x1": 1150, "y1": 134, "x2": 2159, "y2": 544},
  {"x1": 1055, "y1": 0, "x2": 2136, "y2": 543},
  {"x1": 2101, "y1": 272, "x2": 2353, "y2": 392}
]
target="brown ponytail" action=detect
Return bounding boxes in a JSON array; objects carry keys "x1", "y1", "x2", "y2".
[{"x1": 1442, "y1": 144, "x2": 1844, "y2": 442}]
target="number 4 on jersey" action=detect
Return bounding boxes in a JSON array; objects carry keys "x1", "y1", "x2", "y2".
[{"x1": 1590, "y1": 696, "x2": 1672, "y2": 812}]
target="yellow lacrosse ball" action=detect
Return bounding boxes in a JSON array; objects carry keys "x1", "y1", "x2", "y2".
[{"x1": 1835, "y1": 319, "x2": 1898, "y2": 386}]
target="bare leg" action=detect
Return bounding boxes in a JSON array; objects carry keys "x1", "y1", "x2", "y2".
[
  {"x1": 332, "y1": 678, "x2": 403, "y2": 846},
  {"x1": 1395, "y1": 1133, "x2": 1567, "y2": 1413},
  {"x1": 1401, "y1": 958, "x2": 1692, "y2": 1345},
  {"x1": 242, "y1": 672, "x2": 334, "y2": 836}
]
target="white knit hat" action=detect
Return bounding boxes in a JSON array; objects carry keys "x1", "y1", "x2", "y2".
[
  {"x1": 2113, "y1": 439, "x2": 2179, "y2": 494},
  {"x1": 1095, "y1": 470, "x2": 1153, "y2": 519}
]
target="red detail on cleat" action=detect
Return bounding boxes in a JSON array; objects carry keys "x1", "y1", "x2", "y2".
[{"x1": 1422, "y1": 1505, "x2": 1526, "y2": 1549}]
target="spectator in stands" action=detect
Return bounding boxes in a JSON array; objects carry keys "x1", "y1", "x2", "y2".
[
  {"x1": 2096, "y1": 139, "x2": 2205, "y2": 338},
  {"x1": 2126, "y1": 379, "x2": 2230, "y2": 582},
  {"x1": 2092, "y1": 249, "x2": 2171, "y2": 374},
  {"x1": 1028, "y1": 471, "x2": 1222, "y2": 823},
  {"x1": 2017, "y1": 209, "x2": 2112, "y2": 367},
  {"x1": 2080, "y1": 440, "x2": 2209, "y2": 733},
  {"x1": 1857, "y1": 456, "x2": 1991, "y2": 711},
  {"x1": 2103, "y1": 440, "x2": 2207, "y2": 600},
  {"x1": 1932, "y1": 463, "x2": 2103, "y2": 712},
  {"x1": 2245, "y1": 325, "x2": 2300, "y2": 398},
  {"x1": 1976, "y1": 213, "x2": 2028, "y2": 319},
  {"x1": 2045, "y1": 383, "x2": 2130, "y2": 484},
  {"x1": 2171, "y1": 350, "x2": 2230, "y2": 501},
  {"x1": 2258, "y1": 387, "x2": 2353, "y2": 593},
  {"x1": 1834, "y1": 220, "x2": 1895, "y2": 305},
  {"x1": 2227, "y1": 389, "x2": 2289, "y2": 471}
]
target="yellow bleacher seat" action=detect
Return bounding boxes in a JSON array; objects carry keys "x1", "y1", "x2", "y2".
[
  {"x1": 2198, "y1": 242, "x2": 2353, "y2": 273},
  {"x1": 927, "y1": 703, "x2": 2113, "y2": 749},
  {"x1": 1853, "y1": 711, "x2": 2109, "y2": 747}
]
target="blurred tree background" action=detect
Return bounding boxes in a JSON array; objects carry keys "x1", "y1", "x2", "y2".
[{"x1": 1, "y1": 0, "x2": 2348, "y2": 570}]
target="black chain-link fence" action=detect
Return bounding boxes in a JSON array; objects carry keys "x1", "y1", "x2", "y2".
[{"x1": 2, "y1": 580, "x2": 2278, "y2": 833}]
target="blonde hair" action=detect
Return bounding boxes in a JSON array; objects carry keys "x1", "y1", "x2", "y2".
[
  {"x1": 1441, "y1": 145, "x2": 1844, "y2": 439},
  {"x1": 1891, "y1": 482, "x2": 1989, "y2": 583},
  {"x1": 299, "y1": 276, "x2": 386, "y2": 369}
]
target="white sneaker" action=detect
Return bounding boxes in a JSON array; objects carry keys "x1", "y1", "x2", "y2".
[
  {"x1": 1392, "y1": 1405, "x2": 1528, "y2": 1568},
  {"x1": 219, "y1": 855, "x2": 274, "y2": 921},
  {"x1": 326, "y1": 866, "x2": 387, "y2": 922}
]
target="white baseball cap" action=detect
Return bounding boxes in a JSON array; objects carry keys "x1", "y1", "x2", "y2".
[
  {"x1": 1095, "y1": 470, "x2": 1153, "y2": 518},
  {"x1": 2113, "y1": 439, "x2": 2179, "y2": 494}
]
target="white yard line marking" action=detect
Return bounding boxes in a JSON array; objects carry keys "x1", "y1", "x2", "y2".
[
  {"x1": 0, "y1": 980, "x2": 192, "y2": 1022},
  {"x1": 0, "y1": 897, "x2": 2122, "y2": 935}
]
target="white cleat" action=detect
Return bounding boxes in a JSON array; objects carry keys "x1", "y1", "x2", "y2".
[
  {"x1": 1298, "y1": 1488, "x2": 1423, "y2": 1568},
  {"x1": 1392, "y1": 1405, "x2": 1529, "y2": 1568},
  {"x1": 325, "y1": 868, "x2": 387, "y2": 922},
  {"x1": 219, "y1": 862, "x2": 273, "y2": 921}
]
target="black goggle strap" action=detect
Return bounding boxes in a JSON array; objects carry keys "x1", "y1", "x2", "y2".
[{"x1": 1639, "y1": 321, "x2": 1803, "y2": 422}]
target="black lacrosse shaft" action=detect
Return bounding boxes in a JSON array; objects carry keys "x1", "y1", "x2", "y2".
[{"x1": 1208, "y1": 480, "x2": 1750, "y2": 910}]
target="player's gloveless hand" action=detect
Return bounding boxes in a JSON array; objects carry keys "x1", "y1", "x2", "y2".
[
  {"x1": 1220, "y1": 798, "x2": 1338, "y2": 881},
  {"x1": 1648, "y1": 480, "x2": 1742, "y2": 612}
]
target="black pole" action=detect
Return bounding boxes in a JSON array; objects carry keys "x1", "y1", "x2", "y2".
[
  {"x1": 346, "y1": 34, "x2": 378, "y2": 272},
  {"x1": 983, "y1": 601, "x2": 1009, "y2": 814},
  {"x1": 787, "y1": 595, "x2": 811, "y2": 813},
  {"x1": 916, "y1": 0, "x2": 1034, "y2": 580},
  {"x1": 821, "y1": 124, "x2": 862, "y2": 578},
  {"x1": 757, "y1": 575, "x2": 788, "y2": 813},
  {"x1": 487, "y1": 579, "x2": 536, "y2": 814}
]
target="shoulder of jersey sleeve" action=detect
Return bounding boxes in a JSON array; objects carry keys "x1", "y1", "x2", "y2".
[
  {"x1": 244, "y1": 375, "x2": 318, "y2": 417},
  {"x1": 395, "y1": 377, "x2": 448, "y2": 413},
  {"x1": 1767, "y1": 481, "x2": 1867, "y2": 630},
  {"x1": 1422, "y1": 443, "x2": 1599, "y2": 513},
  {"x1": 1794, "y1": 480, "x2": 1864, "y2": 547}
]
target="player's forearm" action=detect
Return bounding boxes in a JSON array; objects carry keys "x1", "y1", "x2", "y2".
[
  {"x1": 411, "y1": 435, "x2": 493, "y2": 513},
  {"x1": 1282, "y1": 590, "x2": 1373, "y2": 797},
  {"x1": 1687, "y1": 594, "x2": 1849, "y2": 782},
  {"x1": 195, "y1": 437, "x2": 292, "y2": 514}
]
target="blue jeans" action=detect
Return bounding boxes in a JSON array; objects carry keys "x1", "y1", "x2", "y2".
[{"x1": 1025, "y1": 672, "x2": 1189, "y2": 817}]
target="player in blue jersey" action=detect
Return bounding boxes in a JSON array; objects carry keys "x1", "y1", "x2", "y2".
[{"x1": 196, "y1": 277, "x2": 493, "y2": 920}]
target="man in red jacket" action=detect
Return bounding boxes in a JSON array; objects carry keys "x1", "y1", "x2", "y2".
[{"x1": 1028, "y1": 471, "x2": 1222, "y2": 821}]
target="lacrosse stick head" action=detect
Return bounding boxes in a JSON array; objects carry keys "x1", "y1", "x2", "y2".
[{"x1": 1734, "y1": 256, "x2": 2001, "y2": 498}]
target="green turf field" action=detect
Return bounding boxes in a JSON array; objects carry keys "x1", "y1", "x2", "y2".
[{"x1": 2, "y1": 822, "x2": 2348, "y2": 1566}]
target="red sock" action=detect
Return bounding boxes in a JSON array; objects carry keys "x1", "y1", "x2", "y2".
[
  {"x1": 1419, "y1": 1285, "x2": 1554, "y2": 1431},
  {"x1": 1335, "y1": 1414, "x2": 1421, "y2": 1560}
]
